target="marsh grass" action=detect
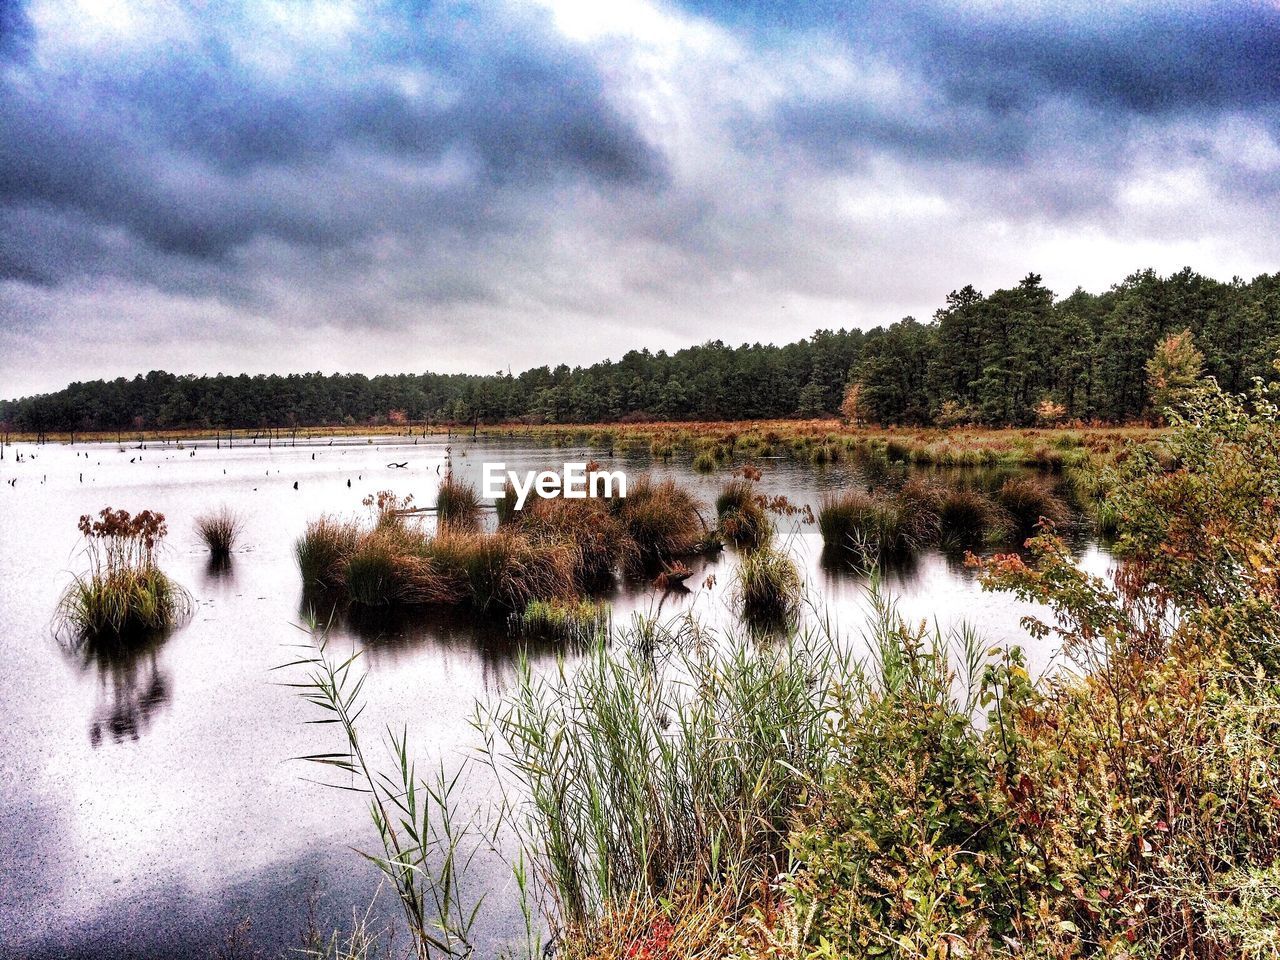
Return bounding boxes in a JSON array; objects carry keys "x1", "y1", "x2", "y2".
[
  {"x1": 736, "y1": 545, "x2": 802, "y2": 627},
  {"x1": 477, "y1": 615, "x2": 858, "y2": 928},
  {"x1": 818, "y1": 491, "x2": 924, "y2": 561},
  {"x1": 510, "y1": 597, "x2": 611, "y2": 644},
  {"x1": 611, "y1": 475, "x2": 706, "y2": 569},
  {"x1": 996, "y1": 476, "x2": 1069, "y2": 539},
  {"x1": 937, "y1": 487, "x2": 1004, "y2": 545},
  {"x1": 426, "y1": 527, "x2": 576, "y2": 612},
  {"x1": 436, "y1": 475, "x2": 482, "y2": 530},
  {"x1": 715, "y1": 479, "x2": 771, "y2": 549},
  {"x1": 517, "y1": 496, "x2": 634, "y2": 589},
  {"x1": 493, "y1": 479, "x2": 518, "y2": 525},
  {"x1": 195, "y1": 505, "x2": 243, "y2": 556},
  {"x1": 56, "y1": 507, "x2": 191, "y2": 642},
  {"x1": 296, "y1": 516, "x2": 362, "y2": 588}
]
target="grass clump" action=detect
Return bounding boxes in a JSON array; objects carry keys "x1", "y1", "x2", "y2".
[
  {"x1": 482, "y1": 617, "x2": 851, "y2": 930},
  {"x1": 518, "y1": 496, "x2": 634, "y2": 589},
  {"x1": 436, "y1": 474, "x2": 481, "y2": 530},
  {"x1": 737, "y1": 544, "x2": 802, "y2": 627},
  {"x1": 611, "y1": 475, "x2": 706, "y2": 568},
  {"x1": 715, "y1": 478, "x2": 771, "y2": 549},
  {"x1": 194, "y1": 505, "x2": 243, "y2": 556},
  {"x1": 56, "y1": 508, "x2": 192, "y2": 642},
  {"x1": 493, "y1": 478, "x2": 518, "y2": 525},
  {"x1": 937, "y1": 486, "x2": 1003, "y2": 545},
  {"x1": 692, "y1": 450, "x2": 717, "y2": 473},
  {"x1": 818, "y1": 490, "x2": 924, "y2": 561},
  {"x1": 996, "y1": 476, "x2": 1068, "y2": 540},
  {"x1": 510, "y1": 597, "x2": 611, "y2": 644},
  {"x1": 422, "y1": 527, "x2": 576, "y2": 613},
  {"x1": 296, "y1": 516, "x2": 361, "y2": 588}
]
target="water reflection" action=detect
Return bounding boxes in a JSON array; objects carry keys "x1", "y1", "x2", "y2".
[
  {"x1": 62, "y1": 632, "x2": 174, "y2": 747},
  {"x1": 297, "y1": 589, "x2": 566, "y2": 690},
  {"x1": 203, "y1": 552, "x2": 236, "y2": 582}
]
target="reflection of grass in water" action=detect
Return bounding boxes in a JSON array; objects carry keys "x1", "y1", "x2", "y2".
[{"x1": 61, "y1": 619, "x2": 174, "y2": 747}]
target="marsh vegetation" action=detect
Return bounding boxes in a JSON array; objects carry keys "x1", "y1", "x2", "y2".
[
  {"x1": 55, "y1": 507, "x2": 191, "y2": 643},
  {"x1": 285, "y1": 369, "x2": 1280, "y2": 960}
]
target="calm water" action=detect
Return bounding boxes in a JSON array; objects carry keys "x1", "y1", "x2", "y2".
[{"x1": 0, "y1": 434, "x2": 1110, "y2": 959}]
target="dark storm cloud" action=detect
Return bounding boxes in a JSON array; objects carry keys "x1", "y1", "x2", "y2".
[
  {"x1": 0, "y1": 0, "x2": 663, "y2": 286},
  {"x1": 2, "y1": 0, "x2": 1279, "y2": 398},
  {"x1": 0, "y1": 0, "x2": 32, "y2": 60},
  {"x1": 709, "y1": 1, "x2": 1280, "y2": 184}
]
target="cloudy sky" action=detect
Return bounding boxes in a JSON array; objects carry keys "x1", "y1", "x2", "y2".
[{"x1": 2, "y1": 0, "x2": 1279, "y2": 397}]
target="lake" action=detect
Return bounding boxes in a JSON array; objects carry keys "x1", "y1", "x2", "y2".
[{"x1": 0, "y1": 434, "x2": 1110, "y2": 959}]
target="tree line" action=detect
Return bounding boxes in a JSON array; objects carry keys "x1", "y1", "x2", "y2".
[{"x1": 4, "y1": 267, "x2": 1278, "y2": 434}]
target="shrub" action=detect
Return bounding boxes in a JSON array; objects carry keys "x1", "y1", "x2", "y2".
[{"x1": 194, "y1": 505, "x2": 243, "y2": 556}]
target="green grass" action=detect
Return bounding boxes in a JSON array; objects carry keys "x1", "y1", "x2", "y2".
[
  {"x1": 818, "y1": 490, "x2": 925, "y2": 561},
  {"x1": 56, "y1": 567, "x2": 192, "y2": 641},
  {"x1": 737, "y1": 544, "x2": 802, "y2": 627},
  {"x1": 510, "y1": 597, "x2": 611, "y2": 644},
  {"x1": 296, "y1": 516, "x2": 361, "y2": 588}
]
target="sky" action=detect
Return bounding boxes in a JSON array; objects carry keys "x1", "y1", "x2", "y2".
[{"x1": 2, "y1": 0, "x2": 1279, "y2": 398}]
